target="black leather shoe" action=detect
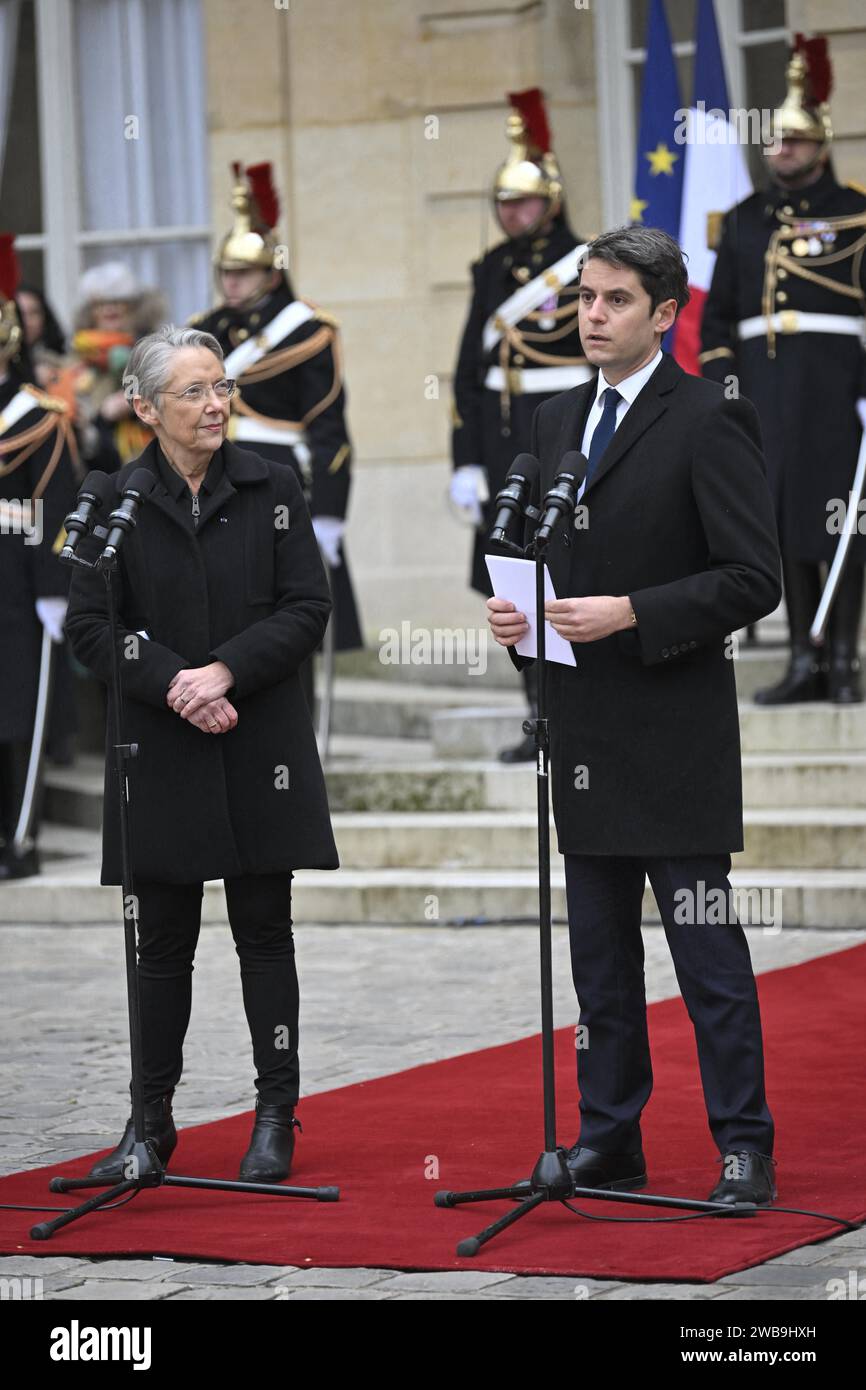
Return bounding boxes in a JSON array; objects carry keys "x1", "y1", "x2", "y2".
[
  {"x1": 565, "y1": 1144, "x2": 647, "y2": 1192},
  {"x1": 708, "y1": 1151, "x2": 776, "y2": 1206},
  {"x1": 238, "y1": 1101, "x2": 301, "y2": 1182},
  {"x1": 0, "y1": 845, "x2": 40, "y2": 880},
  {"x1": 88, "y1": 1092, "x2": 177, "y2": 1179},
  {"x1": 499, "y1": 731, "x2": 536, "y2": 763}
]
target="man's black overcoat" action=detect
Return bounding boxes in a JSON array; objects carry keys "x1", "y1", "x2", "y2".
[
  {"x1": 509, "y1": 353, "x2": 782, "y2": 856},
  {"x1": 65, "y1": 439, "x2": 339, "y2": 884}
]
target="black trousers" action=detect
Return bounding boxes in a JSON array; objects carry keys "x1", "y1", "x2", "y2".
[
  {"x1": 135, "y1": 872, "x2": 299, "y2": 1107},
  {"x1": 563, "y1": 853, "x2": 774, "y2": 1158}
]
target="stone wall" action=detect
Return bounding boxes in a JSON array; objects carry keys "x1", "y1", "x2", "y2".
[{"x1": 203, "y1": 0, "x2": 601, "y2": 643}]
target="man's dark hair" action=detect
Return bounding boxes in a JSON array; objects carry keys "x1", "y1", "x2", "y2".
[{"x1": 580, "y1": 225, "x2": 690, "y2": 317}]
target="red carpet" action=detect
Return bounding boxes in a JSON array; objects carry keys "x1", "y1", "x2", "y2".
[{"x1": 1, "y1": 944, "x2": 864, "y2": 1280}]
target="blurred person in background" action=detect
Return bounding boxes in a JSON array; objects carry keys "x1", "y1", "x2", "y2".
[
  {"x1": 192, "y1": 163, "x2": 362, "y2": 718},
  {"x1": 16, "y1": 282, "x2": 67, "y2": 390},
  {"x1": 450, "y1": 90, "x2": 592, "y2": 760},
  {"x1": 0, "y1": 237, "x2": 78, "y2": 879},
  {"x1": 67, "y1": 261, "x2": 166, "y2": 475}
]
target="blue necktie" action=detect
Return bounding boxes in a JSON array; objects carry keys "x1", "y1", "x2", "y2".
[{"x1": 585, "y1": 386, "x2": 622, "y2": 488}]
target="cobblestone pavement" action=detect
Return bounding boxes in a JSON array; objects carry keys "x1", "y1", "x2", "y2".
[{"x1": 2, "y1": 921, "x2": 863, "y2": 1300}]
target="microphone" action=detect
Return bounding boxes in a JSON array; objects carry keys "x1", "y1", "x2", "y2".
[
  {"x1": 489, "y1": 454, "x2": 540, "y2": 545},
  {"x1": 97, "y1": 468, "x2": 158, "y2": 569},
  {"x1": 59, "y1": 471, "x2": 115, "y2": 562},
  {"x1": 534, "y1": 451, "x2": 588, "y2": 549}
]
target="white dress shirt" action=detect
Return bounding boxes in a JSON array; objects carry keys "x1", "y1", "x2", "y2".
[{"x1": 577, "y1": 348, "x2": 663, "y2": 500}]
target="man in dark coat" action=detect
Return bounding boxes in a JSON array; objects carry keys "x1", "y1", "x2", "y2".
[
  {"x1": 701, "y1": 37, "x2": 866, "y2": 704},
  {"x1": 0, "y1": 270, "x2": 78, "y2": 880},
  {"x1": 451, "y1": 90, "x2": 591, "y2": 760},
  {"x1": 488, "y1": 226, "x2": 782, "y2": 1207},
  {"x1": 65, "y1": 326, "x2": 338, "y2": 1185},
  {"x1": 192, "y1": 163, "x2": 362, "y2": 661}
]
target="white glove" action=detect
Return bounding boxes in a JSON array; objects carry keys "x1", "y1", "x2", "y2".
[
  {"x1": 36, "y1": 596, "x2": 68, "y2": 643},
  {"x1": 312, "y1": 515, "x2": 344, "y2": 569},
  {"x1": 449, "y1": 465, "x2": 486, "y2": 526}
]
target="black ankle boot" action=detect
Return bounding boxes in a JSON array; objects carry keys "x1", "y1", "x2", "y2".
[
  {"x1": 238, "y1": 1101, "x2": 301, "y2": 1182},
  {"x1": 88, "y1": 1091, "x2": 177, "y2": 1179}
]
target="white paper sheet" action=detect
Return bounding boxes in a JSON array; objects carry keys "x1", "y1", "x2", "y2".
[{"x1": 485, "y1": 555, "x2": 577, "y2": 666}]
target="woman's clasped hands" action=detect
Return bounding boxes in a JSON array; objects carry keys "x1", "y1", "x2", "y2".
[{"x1": 166, "y1": 661, "x2": 238, "y2": 734}]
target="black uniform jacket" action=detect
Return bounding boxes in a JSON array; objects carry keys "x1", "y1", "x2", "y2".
[
  {"x1": 0, "y1": 377, "x2": 77, "y2": 742},
  {"x1": 195, "y1": 282, "x2": 362, "y2": 648},
  {"x1": 701, "y1": 166, "x2": 866, "y2": 563},
  {"x1": 452, "y1": 216, "x2": 591, "y2": 593}
]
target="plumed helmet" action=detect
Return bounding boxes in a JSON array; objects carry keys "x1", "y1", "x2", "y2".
[
  {"x1": 216, "y1": 162, "x2": 280, "y2": 271},
  {"x1": 770, "y1": 34, "x2": 833, "y2": 147},
  {"x1": 493, "y1": 88, "x2": 563, "y2": 220}
]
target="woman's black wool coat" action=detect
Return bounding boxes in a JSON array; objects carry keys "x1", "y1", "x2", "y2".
[{"x1": 66, "y1": 438, "x2": 339, "y2": 884}]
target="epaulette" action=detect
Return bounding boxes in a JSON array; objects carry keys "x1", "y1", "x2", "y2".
[
  {"x1": 846, "y1": 180, "x2": 866, "y2": 198},
  {"x1": 187, "y1": 309, "x2": 209, "y2": 327},
  {"x1": 23, "y1": 383, "x2": 68, "y2": 414},
  {"x1": 314, "y1": 308, "x2": 340, "y2": 329}
]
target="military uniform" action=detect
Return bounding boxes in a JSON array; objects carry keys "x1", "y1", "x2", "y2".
[
  {"x1": 193, "y1": 280, "x2": 362, "y2": 651},
  {"x1": 701, "y1": 38, "x2": 865, "y2": 704},
  {"x1": 0, "y1": 370, "x2": 78, "y2": 875},
  {"x1": 452, "y1": 215, "x2": 591, "y2": 594},
  {"x1": 701, "y1": 165, "x2": 866, "y2": 565},
  {"x1": 450, "y1": 89, "x2": 592, "y2": 760}
]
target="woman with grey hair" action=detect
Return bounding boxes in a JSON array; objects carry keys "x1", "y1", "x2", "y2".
[{"x1": 66, "y1": 324, "x2": 338, "y2": 1183}]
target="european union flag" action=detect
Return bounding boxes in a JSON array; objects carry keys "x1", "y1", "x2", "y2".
[{"x1": 632, "y1": 0, "x2": 684, "y2": 239}]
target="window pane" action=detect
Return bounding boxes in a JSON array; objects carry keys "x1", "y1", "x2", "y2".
[
  {"x1": 740, "y1": 0, "x2": 786, "y2": 32},
  {"x1": 0, "y1": 0, "x2": 42, "y2": 235},
  {"x1": 630, "y1": 0, "x2": 696, "y2": 48},
  {"x1": 81, "y1": 239, "x2": 210, "y2": 326},
  {"x1": 74, "y1": 0, "x2": 209, "y2": 234}
]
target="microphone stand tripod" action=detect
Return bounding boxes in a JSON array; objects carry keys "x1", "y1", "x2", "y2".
[
  {"x1": 32, "y1": 545, "x2": 339, "y2": 1240},
  {"x1": 434, "y1": 506, "x2": 753, "y2": 1257}
]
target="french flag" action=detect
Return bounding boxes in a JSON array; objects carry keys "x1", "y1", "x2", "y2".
[{"x1": 673, "y1": 0, "x2": 752, "y2": 375}]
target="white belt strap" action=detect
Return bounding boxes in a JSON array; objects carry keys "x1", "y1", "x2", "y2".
[
  {"x1": 231, "y1": 416, "x2": 311, "y2": 468},
  {"x1": 484, "y1": 364, "x2": 593, "y2": 393},
  {"x1": 738, "y1": 312, "x2": 866, "y2": 342},
  {"x1": 223, "y1": 300, "x2": 317, "y2": 379},
  {"x1": 0, "y1": 389, "x2": 41, "y2": 438},
  {"x1": 482, "y1": 243, "x2": 588, "y2": 354}
]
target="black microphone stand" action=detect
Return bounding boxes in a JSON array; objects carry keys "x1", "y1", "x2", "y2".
[
  {"x1": 434, "y1": 500, "x2": 752, "y2": 1257},
  {"x1": 32, "y1": 538, "x2": 339, "y2": 1241}
]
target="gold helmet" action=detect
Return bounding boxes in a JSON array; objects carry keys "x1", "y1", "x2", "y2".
[
  {"x1": 770, "y1": 34, "x2": 833, "y2": 148},
  {"x1": 215, "y1": 162, "x2": 280, "y2": 273},
  {"x1": 0, "y1": 233, "x2": 22, "y2": 360},
  {"x1": 493, "y1": 88, "x2": 562, "y2": 233}
]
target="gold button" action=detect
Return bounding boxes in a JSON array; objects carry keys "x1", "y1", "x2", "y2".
[
  {"x1": 800, "y1": 199, "x2": 810, "y2": 210},
  {"x1": 513, "y1": 353, "x2": 525, "y2": 365},
  {"x1": 782, "y1": 204, "x2": 794, "y2": 214},
  {"x1": 778, "y1": 245, "x2": 790, "y2": 256},
  {"x1": 776, "y1": 291, "x2": 788, "y2": 303},
  {"x1": 777, "y1": 267, "x2": 788, "y2": 280}
]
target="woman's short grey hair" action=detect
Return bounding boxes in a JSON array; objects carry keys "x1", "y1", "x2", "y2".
[
  {"x1": 123, "y1": 324, "x2": 224, "y2": 404},
  {"x1": 580, "y1": 225, "x2": 691, "y2": 316}
]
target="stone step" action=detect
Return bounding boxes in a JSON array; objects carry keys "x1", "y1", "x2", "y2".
[
  {"x1": 321, "y1": 809, "x2": 866, "y2": 871},
  {"x1": 43, "y1": 745, "x2": 866, "y2": 833},
  {"x1": 432, "y1": 701, "x2": 866, "y2": 759},
  {"x1": 2, "y1": 857, "x2": 864, "y2": 930},
  {"x1": 323, "y1": 753, "x2": 866, "y2": 812}
]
